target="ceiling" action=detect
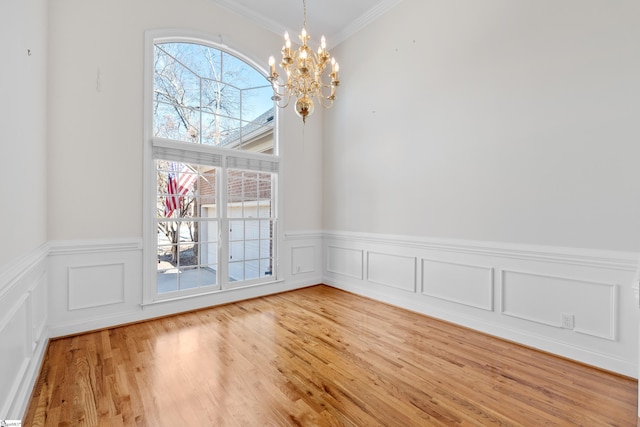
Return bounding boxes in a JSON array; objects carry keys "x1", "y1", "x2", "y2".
[{"x1": 211, "y1": 0, "x2": 404, "y2": 47}]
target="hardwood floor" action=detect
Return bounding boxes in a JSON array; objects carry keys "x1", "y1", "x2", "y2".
[{"x1": 24, "y1": 285, "x2": 636, "y2": 426}]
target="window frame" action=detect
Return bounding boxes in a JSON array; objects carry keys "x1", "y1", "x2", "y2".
[{"x1": 143, "y1": 30, "x2": 282, "y2": 305}]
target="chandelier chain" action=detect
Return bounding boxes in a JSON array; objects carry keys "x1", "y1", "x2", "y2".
[{"x1": 303, "y1": 0, "x2": 307, "y2": 29}]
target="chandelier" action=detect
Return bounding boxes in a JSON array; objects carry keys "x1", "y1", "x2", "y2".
[{"x1": 268, "y1": 0, "x2": 340, "y2": 123}]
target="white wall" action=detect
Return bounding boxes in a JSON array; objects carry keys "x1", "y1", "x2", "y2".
[
  {"x1": 0, "y1": 0, "x2": 48, "y2": 270},
  {"x1": 325, "y1": 0, "x2": 640, "y2": 253},
  {"x1": 47, "y1": 0, "x2": 323, "y2": 240},
  {"x1": 0, "y1": 0, "x2": 49, "y2": 419}
]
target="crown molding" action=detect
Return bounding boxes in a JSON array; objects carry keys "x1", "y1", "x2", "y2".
[
  {"x1": 331, "y1": 0, "x2": 404, "y2": 46},
  {"x1": 210, "y1": 0, "x2": 288, "y2": 38},
  {"x1": 210, "y1": 0, "x2": 405, "y2": 48}
]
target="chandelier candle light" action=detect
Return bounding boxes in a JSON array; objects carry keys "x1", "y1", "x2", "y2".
[{"x1": 268, "y1": 0, "x2": 340, "y2": 123}]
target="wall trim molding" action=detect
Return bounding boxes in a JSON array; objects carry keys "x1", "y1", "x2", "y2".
[
  {"x1": 421, "y1": 258, "x2": 494, "y2": 311},
  {"x1": 367, "y1": 251, "x2": 417, "y2": 292},
  {"x1": 210, "y1": 0, "x2": 404, "y2": 48},
  {"x1": 48, "y1": 238, "x2": 143, "y2": 256},
  {"x1": 68, "y1": 263, "x2": 126, "y2": 311},
  {"x1": 500, "y1": 269, "x2": 618, "y2": 341},
  {"x1": 210, "y1": 0, "x2": 288, "y2": 41},
  {"x1": 284, "y1": 230, "x2": 324, "y2": 241},
  {"x1": 332, "y1": 0, "x2": 405, "y2": 46},
  {"x1": 0, "y1": 243, "x2": 48, "y2": 299},
  {"x1": 323, "y1": 230, "x2": 638, "y2": 272},
  {"x1": 326, "y1": 246, "x2": 364, "y2": 280}
]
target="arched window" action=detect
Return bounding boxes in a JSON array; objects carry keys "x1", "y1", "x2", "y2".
[
  {"x1": 153, "y1": 42, "x2": 275, "y2": 153},
  {"x1": 144, "y1": 34, "x2": 279, "y2": 302}
]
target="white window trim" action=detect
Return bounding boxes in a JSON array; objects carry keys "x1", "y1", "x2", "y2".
[{"x1": 142, "y1": 29, "x2": 283, "y2": 305}]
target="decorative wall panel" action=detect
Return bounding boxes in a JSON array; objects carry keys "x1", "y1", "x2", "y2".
[
  {"x1": 30, "y1": 272, "x2": 47, "y2": 351},
  {"x1": 327, "y1": 246, "x2": 363, "y2": 279},
  {"x1": 367, "y1": 252, "x2": 416, "y2": 292},
  {"x1": 0, "y1": 247, "x2": 48, "y2": 419},
  {"x1": 501, "y1": 270, "x2": 617, "y2": 340},
  {"x1": 421, "y1": 259, "x2": 494, "y2": 311},
  {"x1": 323, "y1": 231, "x2": 638, "y2": 376},
  {"x1": 68, "y1": 263, "x2": 125, "y2": 311},
  {"x1": 0, "y1": 302, "x2": 28, "y2": 417},
  {"x1": 291, "y1": 246, "x2": 315, "y2": 275}
]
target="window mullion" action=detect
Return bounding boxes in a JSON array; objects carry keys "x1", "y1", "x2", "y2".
[
  {"x1": 219, "y1": 163, "x2": 230, "y2": 289},
  {"x1": 239, "y1": 88, "x2": 243, "y2": 149},
  {"x1": 199, "y1": 76, "x2": 203, "y2": 144}
]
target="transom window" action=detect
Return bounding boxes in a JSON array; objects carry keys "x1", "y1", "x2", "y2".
[{"x1": 146, "y1": 36, "x2": 279, "y2": 302}]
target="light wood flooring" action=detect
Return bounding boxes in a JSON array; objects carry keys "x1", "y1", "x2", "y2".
[{"x1": 24, "y1": 285, "x2": 637, "y2": 426}]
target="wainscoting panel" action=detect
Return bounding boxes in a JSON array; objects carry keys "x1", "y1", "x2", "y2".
[
  {"x1": 49, "y1": 236, "x2": 320, "y2": 338},
  {"x1": 323, "y1": 231, "x2": 639, "y2": 377},
  {"x1": 0, "y1": 300, "x2": 29, "y2": 417},
  {"x1": 48, "y1": 239, "x2": 144, "y2": 336},
  {"x1": 327, "y1": 246, "x2": 364, "y2": 280},
  {"x1": 68, "y1": 263, "x2": 125, "y2": 310},
  {"x1": 367, "y1": 252, "x2": 416, "y2": 292},
  {"x1": 0, "y1": 245, "x2": 49, "y2": 419},
  {"x1": 422, "y1": 259, "x2": 494, "y2": 311},
  {"x1": 501, "y1": 270, "x2": 617, "y2": 340},
  {"x1": 30, "y1": 271, "x2": 47, "y2": 351},
  {"x1": 283, "y1": 232, "x2": 323, "y2": 287},
  {"x1": 291, "y1": 246, "x2": 316, "y2": 275}
]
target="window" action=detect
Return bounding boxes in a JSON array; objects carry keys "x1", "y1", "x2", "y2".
[
  {"x1": 153, "y1": 42, "x2": 275, "y2": 151},
  {"x1": 145, "y1": 34, "x2": 279, "y2": 302}
]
